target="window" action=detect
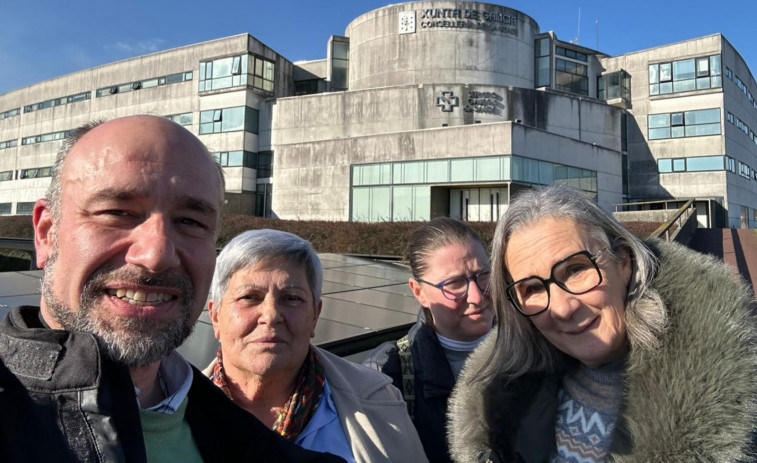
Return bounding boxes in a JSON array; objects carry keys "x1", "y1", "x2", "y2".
[
  {"x1": 19, "y1": 166, "x2": 52, "y2": 179},
  {"x1": 295, "y1": 79, "x2": 327, "y2": 95},
  {"x1": 648, "y1": 108, "x2": 720, "y2": 140},
  {"x1": 555, "y1": 57, "x2": 588, "y2": 96},
  {"x1": 598, "y1": 70, "x2": 631, "y2": 101},
  {"x1": 0, "y1": 203, "x2": 10, "y2": 214},
  {"x1": 199, "y1": 54, "x2": 274, "y2": 93},
  {"x1": 212, "y1": 150, "x2": 267, "y2": 173},
  {"x1": 556, "y1": 46, "x2": 587, "y2": 62},
  {"x1": 330, "y1": 40, "x2": 349, "y2": 91},
  {"x1": 164, "y1": 112, "x2": 193, "y2": 126},
  {"x1": 199, "y1": 106, "x2": 259, "y2": 134},
  {"x1": 659, "y1": 155, "x2": 727, "y2": 173},
  {"x1": 96, "y1": 71, "x2": 191, "y2": 97},
  {"x1": 24, "y1": 92, "x2": 91, "y2": 113},
  {"x1": 21, "y1": 130, "x2": 71, "y2": 145},
  {"x1": 725, "y1": 67, "x2": 733, "y2": 80},
  {"x1": 15, "y1": 202, "x2": 35, "y2": 215},
  {"x1": 726, "y1": 156, "x2": 737, "y2": 173},
  {"x1": 739, "y1": 162, "x2": 752, "y2": 178},
  {"x1": 534, "y1": 37, "x2": 551, "y2": 88},
  {"x1": 0, "y1": 108, "x2": 20, "y2": 120},
  {"x1": 0, "y1": 139, "x2": 17, "y2": 150},
  {"x1": 0, "y1": 171, "x2": 13, "y2": 181},
  {"x1": 649, "y1": 54, "x2": 721, "y2": 96}
]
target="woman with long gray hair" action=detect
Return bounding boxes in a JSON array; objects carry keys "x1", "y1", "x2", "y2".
[{"x1": 448, "y1": 184, "x2": 757, "y2": 462}]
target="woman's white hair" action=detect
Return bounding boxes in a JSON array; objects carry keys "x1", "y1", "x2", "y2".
[
  {"x1": 473, "y1": 184, "x2": 666, "y2": 382},
  {"x1": 209, "y1": 229, "x2": 323, "y2": 308}
]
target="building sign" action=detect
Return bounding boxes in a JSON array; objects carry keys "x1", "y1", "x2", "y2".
[
  {"x1": 436, "y1": 90, "x2": 504, "y2": 115},
  {"x1": 436, "y1": 91, "x2": 459, "y2": 112},
  {"x1": 464, "y1": 91, "x2": 503, "y2": 114},
  {"x1": 399, "y1": 11, "x2": 416, "y2": 34},
  {"x1": 418, "y1": 7, "x2": 518, "y2": 35}
]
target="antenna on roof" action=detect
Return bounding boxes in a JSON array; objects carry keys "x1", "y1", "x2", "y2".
[
  {"x1": 595, "y1": 19, "x2": 599, "y2": 50},
  {"x1": 570, "y1": 7, "x2": 581, "y2": 44}
]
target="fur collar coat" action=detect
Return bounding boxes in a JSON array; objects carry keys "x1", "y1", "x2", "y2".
[{"x1": 448, "y1": 240, "x2": 757, "y2": 462}]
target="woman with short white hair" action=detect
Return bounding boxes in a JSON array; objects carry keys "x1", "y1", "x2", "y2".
[{"x1": 206, "y1": 229, "x2": 427, "y2": 463}]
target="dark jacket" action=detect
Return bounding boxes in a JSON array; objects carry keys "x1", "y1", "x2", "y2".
[
  {"x1": 363, "y1": 310, "x2": 455, "y2": 463},
  {"x1": 0, "y1": 306, "x2": 344, "y2": 463},
  {"x1": 448, "y1": 240, "x2": 757, "y2": 463}
]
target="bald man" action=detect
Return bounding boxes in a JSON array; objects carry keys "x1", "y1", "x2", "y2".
[{"x1": 0, "y1": 116, "x2": 343, "y2": 463}]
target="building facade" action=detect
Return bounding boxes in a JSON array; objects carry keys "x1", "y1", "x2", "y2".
[{"x1": 0, "y1": 2, "x2": 755, "y2": 227}]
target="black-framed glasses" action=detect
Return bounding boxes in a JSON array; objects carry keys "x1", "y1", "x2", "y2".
[
  {"x1": 416, "y1": 269, "x2": 491, "y2": 301},
  {"x1": 505, "y1": 250, "x2": 604, "y2": 317}
]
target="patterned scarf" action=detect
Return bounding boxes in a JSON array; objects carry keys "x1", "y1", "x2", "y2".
[{"x1": 210, "y1": 345, "x2": 326, "y2": 441}]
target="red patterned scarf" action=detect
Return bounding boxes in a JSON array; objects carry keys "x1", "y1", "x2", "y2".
[{"x1": 210, "y1": 346, "x2": 326, "y2": 441}]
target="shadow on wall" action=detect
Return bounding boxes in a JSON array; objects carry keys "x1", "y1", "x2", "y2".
[{"x1": 625, "y1": 115, "x2": 675, "y2": 201}]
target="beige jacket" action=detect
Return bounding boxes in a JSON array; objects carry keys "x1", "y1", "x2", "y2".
[
  {"x1": 204, "y1": 347, "x2": 428, "y2": 463},
  {"x1": 315, "y1": 347, "x2": 428, "y2": 463}
]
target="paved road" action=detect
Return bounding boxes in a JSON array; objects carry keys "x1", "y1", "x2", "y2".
[{"x1": 688, "y1": 228, "x2": 757, "y2": 293}]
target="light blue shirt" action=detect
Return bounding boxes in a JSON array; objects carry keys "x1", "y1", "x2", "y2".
[
  {"x1": 295, "y1": 380, "x2": 356, "y2": 463},
  {"x1": 134, "y1": 350, "x2": 194, "y2": 414}
]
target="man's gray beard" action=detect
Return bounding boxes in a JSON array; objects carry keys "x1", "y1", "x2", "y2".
[{"x1": 41, "y1": 250, "x2": 197, "y2": 368}]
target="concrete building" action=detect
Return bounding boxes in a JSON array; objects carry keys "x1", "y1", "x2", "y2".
[{"x1": 0, "y1": 2, "x2": 755, "y2": 227}]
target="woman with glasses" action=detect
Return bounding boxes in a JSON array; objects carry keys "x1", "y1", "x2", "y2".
[
  {"x1": 363, "y1": 217, "x2": 494, "y2": 463},
  {"x1": 448, "y1": 185, "x2": 757, "y2": 463}
]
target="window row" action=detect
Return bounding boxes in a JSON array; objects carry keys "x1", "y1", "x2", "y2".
[
  {"x1": 727, "y1": 111, "x2": 757, "y2": 149},
  {"x1": 199, "y1": 106, "x2": 259, "y2": 135},
  {"x1": 658, "y1": 155, "x2": 757, "y2": 181},
  {"x1": 24, "y1": 91, "x2": 91, "y2": 113},
  {"x1": 199, "y1": 54, "x2": 275, "y2": 93},
  {"x1": 0, "y1": 166, "x2": 53, "y2": 181},
  {"x1": 21, "y1": 130, "x2": 71, "y2": 146},
  {"x1": 96, "y1": 71, "x2": 192, "y2": 97},
  {"x1": 0, "y1": 108, "x2": 20, "y2": 120},
  {"x1": 649, "y1": 55, "x2": 721, "y2": 96},
  {"x1": 726, "y1": 67, "x2": 757, "y2": 113},
  {"x1": 0, "y1": 202, "x2": 35, "y2": 215},
  {"x1": 352, "y1": 155, "x2": 597, "y2": 192},
  {"x1": 555, "y1": 46, "x2": 587, "y2": 62},
  {"x1": 0, "y1": 139, "x2": 17, "y2": 150},
  {"x1": 212, "y1": 150, "x2": 272, "y2": 177},
  {"x1": 648, "y1": 108, "x2": 721, "y2": 140}
]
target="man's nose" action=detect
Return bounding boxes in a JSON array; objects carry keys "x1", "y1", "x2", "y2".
[{"x1": 125, "y1": 215, "x2": 180, "y2": 273}]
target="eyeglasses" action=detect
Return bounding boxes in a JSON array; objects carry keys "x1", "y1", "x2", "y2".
[
  {"x1": 505, "y1": 249, "x2": 604, "y2": 317},
  {"x1": 415, "y1": 270, "x2": 491, "y2": 301}
]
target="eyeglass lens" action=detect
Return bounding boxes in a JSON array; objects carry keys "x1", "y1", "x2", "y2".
[
  {"x1": 509, "y1": 252, "x2": 600, "y2": 314},
  {"x1": 441, "y1": 271, "x2": 491, "y2": 299}
]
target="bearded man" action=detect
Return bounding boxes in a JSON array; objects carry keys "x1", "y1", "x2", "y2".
[{"x1": 0, "y1": 115, "x2": 344, "y2": 463}]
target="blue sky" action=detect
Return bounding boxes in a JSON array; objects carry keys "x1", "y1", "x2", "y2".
[{"x1": 0, "y1": 0, "x2": 753, "y2": 95}]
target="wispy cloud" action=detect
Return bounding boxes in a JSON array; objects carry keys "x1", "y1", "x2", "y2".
[{"x1": 104, "y1": 39, "x2": 166, "y2": 56}]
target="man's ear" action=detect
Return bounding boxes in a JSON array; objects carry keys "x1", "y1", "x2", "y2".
[{"x1": 33, "y1": 199, "x2": 54, "y2": 269}]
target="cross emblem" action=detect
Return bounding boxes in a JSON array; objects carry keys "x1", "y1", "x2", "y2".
[{"x1": 436, "y1": 91, "x2": 459, "y2": 112}]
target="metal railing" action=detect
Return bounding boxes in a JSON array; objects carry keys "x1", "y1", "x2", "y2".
[{"x1": 649, "y1": 199, "x2": 697, "y2": 242}]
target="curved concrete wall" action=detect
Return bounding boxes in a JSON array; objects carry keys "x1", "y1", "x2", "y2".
[{"x1": 346, "y1": 1, "x2": 540, "y2": 90}]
